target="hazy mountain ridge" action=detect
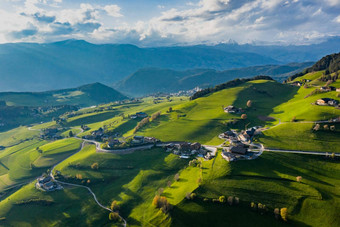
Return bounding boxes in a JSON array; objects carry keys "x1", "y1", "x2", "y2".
[
  {"x1": 1, "y1": 38, "x2": 340, "y2": 92},
  {"x1": 115, "y1": 62, "x2": 314, "y2": 96}
]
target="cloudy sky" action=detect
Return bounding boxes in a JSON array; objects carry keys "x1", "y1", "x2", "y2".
[{"x1": 0, "y1": 0, "x2": 339, "y2": 46}]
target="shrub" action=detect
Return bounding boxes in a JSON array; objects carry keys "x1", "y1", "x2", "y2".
[
  {"x1": 110, "y1": 200, "x2": 120, "y2": 212},
  {"x1": 151, "y1": 112, "x2": 161, "y2": 121},
  {"x1": 291, "y1": 116, "x2": 297, "y2": 122},
  {"x1": 91, "y1": 162, "x2": 99, "y2": 170},
  {"x1": 190, "y1": 193, "x2": 196, "y2": 200},
  {"x1": 313, "y1": 124, "x2": 320, "y2": 131},
  {"x1": 234, "y1": 197, "x2": 239, "y2": 205},
  {"x1": 274, "y1": 208, "x2": 280, "y2": 219},
  {"x1": 219, "y1": 196, "x2": 226, "y2": 203},
  {"x1": 251, "y1": 202, "x2": 257, "y2": 210},
  {"x1": 152, "y1": 195, "x2": 171, "y2": 213},
  {"x1": 227, "y1": 196, "x2": 234, "y2": 205},
  {"x1": 296, "y1": 176, "x2": 302, "y2": 182},
  {"x1": 109, "y1": 212, "x2": 121, "y2": 221},
  {"x1": 280, "y1": 208, "x2": 288, "y2": 221},
  {"x1": 174, "y1": 173, "x2": 180, "y2": 181},
  {"x1": 247, "y1": 100, "x2": 252, "y2": 108},
  {"x1": 241, "y1": 114, "x2": 247, "y2": 120}
]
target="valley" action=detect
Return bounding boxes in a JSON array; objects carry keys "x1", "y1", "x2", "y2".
[{"x1": 0, "y1": 54, "x2": 339, "y2": 226}]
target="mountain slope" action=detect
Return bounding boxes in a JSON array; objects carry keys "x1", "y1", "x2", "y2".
[
  {"x1": 0, "y1": 82, "x2": 127, "y2": 107},
  {"x1": 115, "y1": 62, "x2": 313, "y2": 96}
]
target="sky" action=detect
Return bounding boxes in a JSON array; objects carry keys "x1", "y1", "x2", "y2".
[{"x1": 0, "y1": 0, "x2": 339, "y2": 46}]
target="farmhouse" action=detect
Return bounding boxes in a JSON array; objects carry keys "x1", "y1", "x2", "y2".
[
  {"x1": 132, "y1": 135, "x2": 144, "y2": 144},
  {"x1": 40, "y1": 128, "x2": 59, "y2": 139},
  {"x1": 144, "y1": 137, "x2": 159, "y2": 143},
  {"x1": 229, "y1": 145, "x2": 248, "y2": 155},
  {"x1": 239, "y1": 128, "x2": 256, "y2": 142},
  {"x1": 190, "y1": 142, "x2": 201, "y2": 150},
  {"x1": 291, "y1": 81, "x2": 302, "y2": 86},
  {"x1": 224, "y1": 106, "x2": 238, "y2": 113},
  {"x1": 220, "y1": 131, "x2": 237, "y2": 139},
  {"x1": 36, "y1": 176, "x2": 61, "y2": 192},
  {"x1": 316, "y1": 98, "x2": 339, "y2": 106},
  {"x1": 91, "y1": 128, "x2": 104, "y2": 137},
  {"x1": 130, "y1": 115, "x2": 138, "y2": 119},
  {"x1": 136, "y1": 112, "x2": 148, "y2": 118},
  {"x1": 179, "y1": 142, "x2": 191, "y2": 151},
  {"x1": 108, "y1": 139, "x2": 120, "y2": 148}
]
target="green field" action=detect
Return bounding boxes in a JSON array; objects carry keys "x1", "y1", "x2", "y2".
[
  {"x1": 0, "y1": 138, "x2": 81, "y2": 191},
  {"x1": 0, "y1": 72, "x2": 339, "y2": 226}
]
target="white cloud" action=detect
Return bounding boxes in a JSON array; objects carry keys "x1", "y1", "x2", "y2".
[
  {"x1": 103, "y1": 4, "x2": 122, "y2": 17},
  {"x1": 0, "y1": 0, "x2": 339, "y2": 45}
]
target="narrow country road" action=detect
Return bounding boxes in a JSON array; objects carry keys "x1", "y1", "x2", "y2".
[
  {"x1": 264, "y1": 148, "x2": 340, "y2": 156},
  {"x1": 49, "y1": 139, "x2": 127, "y2": 227}
]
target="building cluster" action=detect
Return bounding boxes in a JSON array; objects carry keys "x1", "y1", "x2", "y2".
[
  {"x1": 131, "y1": 136, "x2": 160, "y2": 145},
  {"x1": 40, "y1": 128, "x2": 61, "y2": 140},
  {"x1": 291, "y1": 79, "x2": 311, "y2": 87},
  {"x1": 170, "y1": 87, "x2": 202, "y2": 97},
  {"x1": 165, "y1": 142, "x2": 210, "y2": 159},
  {"x1": 36, "y1": 175, "x2": 62, "y2": 192},
  {"x1": 219, "y1": 126, "x2": 262, "y2": 162}
]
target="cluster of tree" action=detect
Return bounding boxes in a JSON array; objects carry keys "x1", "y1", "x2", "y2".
[
  {"x1": 190, "y1": 76, "x2": 274, "y2": 100},
  {"x1": 285, "y1": 53, "x2": 340, "y2": 83},
  {"x1": 250, "y1": 202, "x2": 268, "y2": 214},
  {"x1": 306, "y1": 53, "x2": 340, "y2": 74},
  {"x1": 304, "y1": 88, "x2": 323, "y2": 99},
  {"x1": 318, "y1": 73, "x2": 339, "y2": 83},
  {"x1": 167, "y1": 107, "x2": 173, "y2": 113},
  {"x1": 274, "y1": 207, "x2": 288, "y2": 222},
  {"x1": 134, "y1": 117, "x2": 150, "y2": 133},
  {"x1": 152, "y1": 195, "x2": 172, "y2": 213},
  {"x1": 251, "y1": 202, "x2": 288, "y2": 221},
  {"x1": 207, "y1": 195, "x2": 240, "y2": 205},
  {"x1": 151, "y1": 112, "x2": 161, "y2": 121},
  {"x1": 313, "y1": 124, "x2": 336, "y2": 132},
  {"x1": 108, "y1": 212, "x2": 121, "y2": 222},
  {"x1": 284, "y1": 71, "x2": 306, "y2": 83}
]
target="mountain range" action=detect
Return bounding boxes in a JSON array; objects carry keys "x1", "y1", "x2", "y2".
[
  {"x1": 114, "y1": 62, "x2": 313, "y2": 96},
  {"x1": 1, "y1": 37, "x2": 340, "y2": 92}
]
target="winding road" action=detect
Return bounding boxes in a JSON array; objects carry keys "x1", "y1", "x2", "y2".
[{"x1": 47, "y1": 128, "x2": 128, "y2": 226}]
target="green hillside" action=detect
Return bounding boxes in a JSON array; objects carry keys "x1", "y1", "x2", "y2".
[
  {"x1": 0, "y1": 59, "x2": 339, "y2": 227},
  {"x1": 0, "y1": 82, "x2": 127, "y2": 107}
]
